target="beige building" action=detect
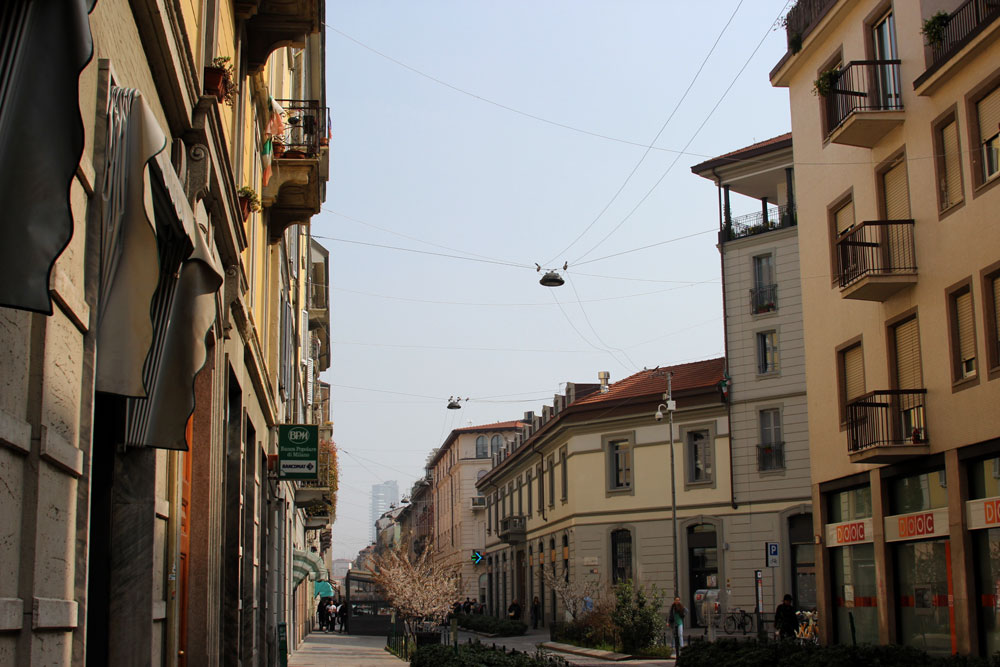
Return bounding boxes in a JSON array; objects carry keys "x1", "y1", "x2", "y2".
[
  {"x1": 771, "y1": 0, "x2": 1000, "y2": 655},
  {"x1": 0, "y1": 1, "x2": 332, "y2": 665},
  {"x1": 429, "y1": 421, "x2": 524, "y2": 603}
]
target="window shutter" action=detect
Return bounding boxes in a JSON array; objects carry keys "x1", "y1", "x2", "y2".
[
  {"x1": 956, "y1": 290, "x2": 976, "y2": 362},
  {"x1": 844, "y1": 345, "x2": 865, "y2": 401},
  {"x1": 993, "y1": 276, "x2": 1000, "y2": 350},
  {"x1": 894, "y1": 318, "x2": 922, "y2": 389},
  {"x1": 978, "y1": 86, "x2": 1000, "y2": 143},
  {"x1": 883, "y1": 160, "x2": 910, "y2": 219},
  {"x1": 835, "y1": 200, "x2": 855, "y2": 234},
  {"x1": 941, "y1": 121, "x2": 962, "y2": 207}
]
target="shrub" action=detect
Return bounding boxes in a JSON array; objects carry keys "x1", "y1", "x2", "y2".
[
  {"x1": 455, "y1": 613, "x2": 527, "y2": 637},
  {"x1": 410, "y1": 641, "x2": 568, "y2": 666},
  {"x1": 610, "y1": 580, "x2": 665, "y2": 654},
  {"x1": 551, "y1": 597, "x2": 617, "y2": 649},
  {"x1": 676, "y1": 639, "x2": 1000, "y2": 667}
]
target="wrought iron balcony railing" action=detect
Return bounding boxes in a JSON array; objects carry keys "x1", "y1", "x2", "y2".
[
  {"x1": 757, "y1": 442, "x2": 785, "y2": 471},
  {"x1": 750, "y1": 283, "x2": 778, "y2": 314},
  {"x1": 498, "y1": 515, "x2": 526, "y2": 543},
  {"x1": 836, "y1": 220, "x2": 916, "y2": 289},
  {"x1": 725, "y1": 204, "x2": 796, "y2": 241},
  {"x1": 846, "y1": 389, "x2": 928, "y2": 454},
  {"x1": 824, "y1": 60, "x2": 902, "y2": 136},
  {"x1": 927, "y1": 0, "x2": 1000, "y2": 70},
  {"x1": 273, "y1": 99, "x2": 330, "y2": 159}
]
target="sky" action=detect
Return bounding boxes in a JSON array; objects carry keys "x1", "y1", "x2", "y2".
[{"x1": 317, "y1": 1, "x2": 795, "y2": 560}]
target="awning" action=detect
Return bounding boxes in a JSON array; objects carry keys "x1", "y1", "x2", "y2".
[
  {"x1": 314, "y1": 580, "x2": 334, "y2": 599},
  {"x1": 0, "y1": 0, "x2": 97, "y2": 313},
  {"x1": 293, "y1": 549, "x2": 328, "y2": 587}
]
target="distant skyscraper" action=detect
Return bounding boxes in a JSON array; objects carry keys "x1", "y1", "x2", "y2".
[{"x1": 370, "y1": 480, "x2": 399, "y2": 543}]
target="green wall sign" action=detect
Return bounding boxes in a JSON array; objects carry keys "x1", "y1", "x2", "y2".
[{"x1": 278, "y1": 424, "x2": 319, "y2": 479}]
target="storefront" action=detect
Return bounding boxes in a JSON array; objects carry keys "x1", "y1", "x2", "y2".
[
  {"x1": 967, "y1": 455, "x2": 1000, "y2": 655},
  {"x1": 826, "y1": 486, "x2": 877, "y2": 645}
]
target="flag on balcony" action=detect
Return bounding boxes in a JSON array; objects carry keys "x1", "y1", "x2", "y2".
[
  {"x1": 266, "y1": 96, "x2": 285, "y2": 138},
  {"x1": 261, "y1": 137, "x2": 273, "y2": 186}
]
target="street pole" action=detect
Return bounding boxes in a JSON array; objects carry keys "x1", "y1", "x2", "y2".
[{"x1": 668, "y1": 372, "x2": 679, "y2": 599}]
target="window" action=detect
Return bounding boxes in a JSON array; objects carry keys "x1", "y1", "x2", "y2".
[
  {"x1": 984, "y1": 268, "x2": 1000, "y2": 373},
  {"x1": 611, "y1": 529, "x2": 632, "y2": 584},
  {"x1": 752, "y1": 254, "x2": 776, "y2": 314},
  {"x1": 517, "y1": 476, "x2": 523, "y2": 515},
  {"x1": 831, "y1": 196, "x2": 855, "y2": 281},
  {"x1": 490, "y1": 434, "x2": 503, "y2": 457},
  {"x1": 758, "y1": 408, "x2": 784, "y2": 471},
  {"x1": 509, "y1": 482, "x2": 515, "y2": 515},
  {"x1": 547, "y1": 455, "x2": 555, "y2": 506},
  {"x1": 537, "y1": 464, "x2": 544, "y2": 511},
  {"x1": 606, "y1": 436, "x2": 632, "y2": 491},
  {"x1": 838, "y1": 341, "x2": 866, "y2": 421},
  {"x1": 476, "y1": 435, "x2": 488, "y2": 458},
  {"x1": 977, "y1": 84, "x2": 1000, "y2": 184},
  {"x1": 892, "y1": 316, "x2": 923, "y2": 389},
  {"x1": 757, "y1": 330, "x2": 779, "y2": 374},
  {"x1": 687, "y1": 429, "x2": 713, "y2": 484},
  {"x1": 881, "y1": 156, "x2": 910, "y2": 220},
  {"x1": 560, "y1": 448, "x2": 568, "y2": 501},
  {"x1": 935, "y1": 115, "x2": 964, "y2": 210},
  {"x1": 870, "y1": 10, "x2": 900, "y2": 108},
  {"x1": 526, "y1": 470, "x2": 533, "y2": 517},
  {"x1": 948, "y1": 282, "x2": 978, "y2": 382}
]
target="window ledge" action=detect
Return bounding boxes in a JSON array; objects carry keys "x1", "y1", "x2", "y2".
[
  {"x1": 752, "y1": 309, "x2": 779, "y2": 319},
  {"x1": 989, "y1": 365, "x2": 1000, "y2": 382},
  {"x1": 973, "y1": 172, "x2": 1000, "y2": 200},
  {"x1": 938, "y1": 199, "x2": 965, "y2": 221},
  {"x1": 952, "y1": 373, "x2": 981, "y2": 393},
  {"x1": 605, "y1": 486, "x2": 634, "y2": 497},
  {"x1": 759, "y1": 468, "x2": 787, "y2": 476}
]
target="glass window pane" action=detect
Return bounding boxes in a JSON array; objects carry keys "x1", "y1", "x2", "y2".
[
  {"x1": 831, "y1": 544, "x2": 878, "y2": 644},
  {"x1": 974, "y1": 528, "x2": 1000, "y2": 655},
  {"x1": 894, "y1": 540, "x2": 952, "y2": 655}
]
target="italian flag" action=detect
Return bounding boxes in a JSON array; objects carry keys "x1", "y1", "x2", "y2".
[{"x1": 261, "y1": 137, "x2": 273, "y2": 187}]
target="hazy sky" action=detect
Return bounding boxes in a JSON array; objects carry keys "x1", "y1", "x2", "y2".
[{"x1": 317, "y1": 1, "x2": 794, "y2": 559}]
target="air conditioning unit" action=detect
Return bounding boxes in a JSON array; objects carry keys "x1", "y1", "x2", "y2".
[{"x1": 470, "y1": 496, "x2": 486, "y2": 510}]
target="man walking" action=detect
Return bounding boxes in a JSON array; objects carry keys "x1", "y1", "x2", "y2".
[{"x1": 775, "y1": 594, "x2": 798, "y2": 640}]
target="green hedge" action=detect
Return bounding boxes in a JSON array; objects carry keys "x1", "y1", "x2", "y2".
[
  {"x1": 410, "y1": 642, "x2": 567, "y2": 667},
  {"x1": 676, "y1": 639, "x2": 1000, "y2": 667},
  {"x1": 455, "y1": 613, "x2": 527, "y2": 637}
]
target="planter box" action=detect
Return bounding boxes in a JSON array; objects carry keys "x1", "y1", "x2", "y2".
[
  {"x1": 203, "y1": 67, "x2": 226, "y2": 101},
  {"x1": 238, "y1": 196, "x2": 252, "y2": 222}
]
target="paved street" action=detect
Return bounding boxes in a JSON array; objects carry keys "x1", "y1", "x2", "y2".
[{"x1": 289, "y1": 632, "x2": 403, "y2": 666}]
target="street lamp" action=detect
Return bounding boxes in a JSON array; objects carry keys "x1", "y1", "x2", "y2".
[
  {"x1": 655, "y1": 372, "x2": 679, "y2": 598},
  {"x1": 536, "y1": 263, "x2": 567, "y2": 287}
]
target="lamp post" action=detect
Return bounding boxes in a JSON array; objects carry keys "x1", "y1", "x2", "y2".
[{"x1": 655, "y1": 372, "x2": 679, "y2": 598}]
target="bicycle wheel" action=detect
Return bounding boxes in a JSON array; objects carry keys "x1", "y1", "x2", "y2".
[
  {"x1": 723, "y1": 615, "x2": 737, "y2": 634},
  {"x1": 740, "y1": 614, "x2": 753, "y2": 634}
]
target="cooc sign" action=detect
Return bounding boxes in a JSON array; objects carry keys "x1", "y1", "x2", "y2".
[
  {"x1": 826, "y1": 518, "x2": 873, "y2": 546},
  {"x1": 884, "y1": 508, "x2": 948, "y2": 542}
]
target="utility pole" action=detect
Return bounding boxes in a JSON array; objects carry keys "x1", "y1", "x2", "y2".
[{"x1": 668, "y1": 372, "x2": 679, "y2": 599}]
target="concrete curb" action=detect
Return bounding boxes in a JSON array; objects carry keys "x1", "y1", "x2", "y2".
[{"x1": 540, "y1": 641, "x2": 632, "y2": 661}]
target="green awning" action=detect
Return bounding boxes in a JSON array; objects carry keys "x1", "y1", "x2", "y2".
[
  {"x1": 292, "y1": 549, "x2": 327, "y2": 586},
  {"x1": 314, "y1": 581, "x2": 334, "y2": 598}
]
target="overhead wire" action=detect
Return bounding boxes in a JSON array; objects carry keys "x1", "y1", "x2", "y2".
[
  {"x1": 547, "y1": 285, "x2": 631, "y2": 371},
  {"x1": 565, "y1": 275, "x2": 640, "y2": 371}
]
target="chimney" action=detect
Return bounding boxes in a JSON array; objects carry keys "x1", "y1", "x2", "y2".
[
  {"x1": 566, "y1": 382, "x2": 576, "y2": 404},
  {"x1": 523, "y1": 411, "x2": 534, "y2": 423},
  {"x1": 598, "y1": 371, "x2": 610, "y2": 393}
]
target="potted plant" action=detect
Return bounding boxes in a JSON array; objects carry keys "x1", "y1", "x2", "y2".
[
  {"x1": 921, "y1": 11, "x2": 950, "y2": 48},
  {"x1": 204, "y1": 56, "x2": 239, "y2": 106},
  {"x1": 237, "y1": 186, "x2": 260, "y2": 221},
  {"x1": 813, "y1": 68, "x2": 840, "y2": 97}
]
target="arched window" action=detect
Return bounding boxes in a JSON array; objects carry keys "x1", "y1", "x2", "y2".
[
  {"x1": 611, "y1": 529, "x2": 633, "y2": 584},
  {"x1": 476, "y1": 435, "x2": 488, "y2": 458},
  {"x1": 491, "y1": 434, "x2": 503, "y2": 457},
  {"x1": 477, "y1": 469, "x2": 487, "y2": 481}
]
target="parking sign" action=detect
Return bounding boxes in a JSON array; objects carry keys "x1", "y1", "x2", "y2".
[{"x1": 766, "y1": 542, "x2": 779, "y2": 567}]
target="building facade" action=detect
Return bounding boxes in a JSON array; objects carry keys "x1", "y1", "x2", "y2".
[
  {"x1": 370, "y1": 481, "x2": 399, "y2": 543},
  {"x1": 692, "y1": 135, "x2": 816, "y2": 614},
  {"x1": 771, "y1": 0, "x2": 1000, "y2": 655},
  {"x1": 0, "y1": 1, "x2": 333, "y2": 665}
]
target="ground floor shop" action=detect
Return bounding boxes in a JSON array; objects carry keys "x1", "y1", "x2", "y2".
[{"x1": 816, "y1": 442, "x2": 1000, "y2": 655}]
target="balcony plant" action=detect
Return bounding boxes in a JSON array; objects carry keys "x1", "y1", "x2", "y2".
[
  {"x1": 813, "y1": 68, "x2": 840, "y2": 97},
  {"x1": 754, "y1": 302, "x2": 776, "y2": 314},
  {"x1": 203, "y1": 56, "x2": 238, "y2": 106},
  {"x1": 237, "y1": 186, "x2": 260, "y2": 221},
  {"x1": 921, "y1": 11, "x2": 950, "y2": 48}
]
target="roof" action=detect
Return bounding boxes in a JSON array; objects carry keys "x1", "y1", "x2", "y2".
[
  {"x1": 425, "y1": 419, "x2": 525, "y2": 468},
  {"x1": 689, "y1": 133, "x2": 792, "y2": 175},
  {"x1": 452, "y1": 420, "x2": 524, "y2": 433}
]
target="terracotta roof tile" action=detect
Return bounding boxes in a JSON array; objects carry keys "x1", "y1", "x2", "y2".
[
  {"x1": 452, "y1": 420, "x2": 524, "y2": 433},
  {"x1": 689, "y1": 133, "x2": 792, "y2": 174},
  {"x1": 572, "y1": 357, "x2": 726, "y2": 406}
]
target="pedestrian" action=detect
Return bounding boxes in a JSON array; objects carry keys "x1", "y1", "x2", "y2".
[
  {"x1": 326, "y1": 600, "x2": 337, "y2": 631},
  {"x1": 530, "y1": 596, "x2": 541, "y2": 629},
  {"x1": 317, "y1": 598, "x2": 329, "y2": 632},
  {"x1": 463, "y1": 597, "x2": 472, "y2": 614},
  {"x1": 337, "y1": 601, "x2": 349, "y2": 633},
  {"x1": 668, "y1": 597, "x2": 686, "y2": 652},
  {"x1": 507, "y1": 598, "x2": 522, "y2": 621},
  {"x1": 775, "y1": 593, "x2": 798, "y2": 640}
]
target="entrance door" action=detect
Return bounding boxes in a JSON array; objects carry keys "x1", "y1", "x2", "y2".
[
  {"x1": 789, "y1": 514, "x2": 816, "y2": 610},
  {"x1": 687, "y1": 524, "x2": 718, "y2": 626}
]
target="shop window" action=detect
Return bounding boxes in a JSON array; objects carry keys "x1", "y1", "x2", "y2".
[
  {"x1": 947, "y1": 281, "x2": 978, "y2": 383},
  {"x1": 828, "y1": 485, "x2": 873, "y2": 522},
  {"x1": 830, "y1": 543, "x2": 878, "y2": 645},
  {"x1": 890, "y1": 470, "x2": 948, "y2": 515},
  {"x1": 974, "y1": 528, "x2": 1000, "y2": 655},
  {"x1": 968, "y1": 455, "x2": 1000, "y2": 500},
  {"x1": 894, "y1": 540, "x2": 952, "y2": 656},
  {"x1": 611, "y1": 529, "x2": 633, "y2": 584}
]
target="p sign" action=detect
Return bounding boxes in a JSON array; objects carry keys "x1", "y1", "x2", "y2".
[{"x1": 766, "y1": 542, "x2": 779, "y2": 568}]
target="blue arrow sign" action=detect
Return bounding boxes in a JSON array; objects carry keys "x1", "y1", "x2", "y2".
[{"x1": 471, "y1": 550, "x2": 483, "y2": 565}]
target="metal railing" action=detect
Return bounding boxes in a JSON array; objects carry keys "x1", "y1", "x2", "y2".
[
  {"x1": 928, "y1": 0, "x2": 1000, "y2": 68},
  {"x1": 757, "y1": 442, "x2": 785, "y2": 471},
  {"x1": 725, "y1": 204, "x2": 796, "y2": 241},
  {"x1": 498, "y1": 515, "x2": 526, "y2": 542},
  {"x1": 824, "y1": 60, "x2": 902, "y2": 135},
  {"x1": 273, "y1": 99, "x2": 329, "y2": 158},
  {"x1": 835, "y1": 220, "x2": 916, "y2": 289},
  {"x1": 750, "y1": 283, "x2": 778, "y2": 314},
  {"x1": 846, "y1": 389, "x2": 928, "y2": 453}
]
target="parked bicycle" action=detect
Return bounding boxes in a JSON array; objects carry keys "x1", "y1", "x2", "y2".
[
  {"x1": 723, "y1": 608, "x2": 754, "y2": 635},
  {"x1": 795, "y1": 610, "x2": 818, "y2": 644}
]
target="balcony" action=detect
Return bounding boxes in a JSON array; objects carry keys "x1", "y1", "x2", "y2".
[
  {"x1": 471, "y1": 496, "x2": 486, "y2": 510},
  {"x1": 750, "y1": 283, "x2": 778, "y2": 315},
  {"x1": 915, "y1": 0, "x2": 1000, "y2": 93},
  {"x1": 847, "y1": 390, "x2": 929, "y2": 464},
  {"x1": 783, "y1": 0, "x2": 838, "y2": 52},
  {"x1": 238, "y1": 0, "x2": 323, "y2": 73},
  {"x1": 836, "y1": 220, "x2": 917, "y2": 301},
  {"x1": 498, "y1": 515, "x2": 526, "y2": 544},
  {"x1": 824, "y1": 61, "x2": 904, "y2": 148},
  {"x1": 724, "y1": 204, "x2": 796, "y2": 242},
  {"x1": 263, "y1": 100, "x2": 330, "y2": 242},
  {"x1": 757, "y1": 442, "x2": 785, "y2": 471},
  {"x1": 295, "y1": 447, "x2": 333, "y2": 508}
]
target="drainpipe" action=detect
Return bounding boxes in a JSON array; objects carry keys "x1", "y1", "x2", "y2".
[{"x1": 713, "y1": 168, "x2": 738, "y2": 511}]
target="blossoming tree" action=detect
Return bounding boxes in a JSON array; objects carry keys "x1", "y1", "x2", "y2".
[{"x1": 541, "y1": 565, "x2": 603, "y2": 621}]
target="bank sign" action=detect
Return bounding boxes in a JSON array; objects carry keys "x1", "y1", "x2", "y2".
[{"x1": 278, "y1": 424, "x2": 319, "y2": 480}]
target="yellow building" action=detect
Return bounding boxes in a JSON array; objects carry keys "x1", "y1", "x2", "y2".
[
  {"x1": 771, "y1": 0, "x2": 1000, "y2": 655},
  {"x1": 0, "y1": 1, "x2": 331, "y2": 664}
]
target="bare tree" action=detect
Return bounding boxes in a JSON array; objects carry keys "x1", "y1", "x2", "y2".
[
  {"x1": 369, "y1": 540, "x2": 460, "y2": 643},
  {"x1": 541, "y1": 565, "x2": 603, "y2": 621}
]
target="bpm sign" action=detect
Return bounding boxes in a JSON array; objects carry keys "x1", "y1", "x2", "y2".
[
  {"x1": 885, "y1": 509, "x2": 947, "y2": 542},
  {"x1": 826, "y1": 518, "x2": 873, "y2": 546},
  {"x1": 278, "y1": 424, "x2": 319, "y2": 480}
]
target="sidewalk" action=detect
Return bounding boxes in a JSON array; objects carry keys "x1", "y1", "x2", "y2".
[
  {"x1": 288, "y1": 631, "x2": 403, "y2": 666},
  {"x1": 456, "y1": 627, "x2": 676, "y2": 666}
]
